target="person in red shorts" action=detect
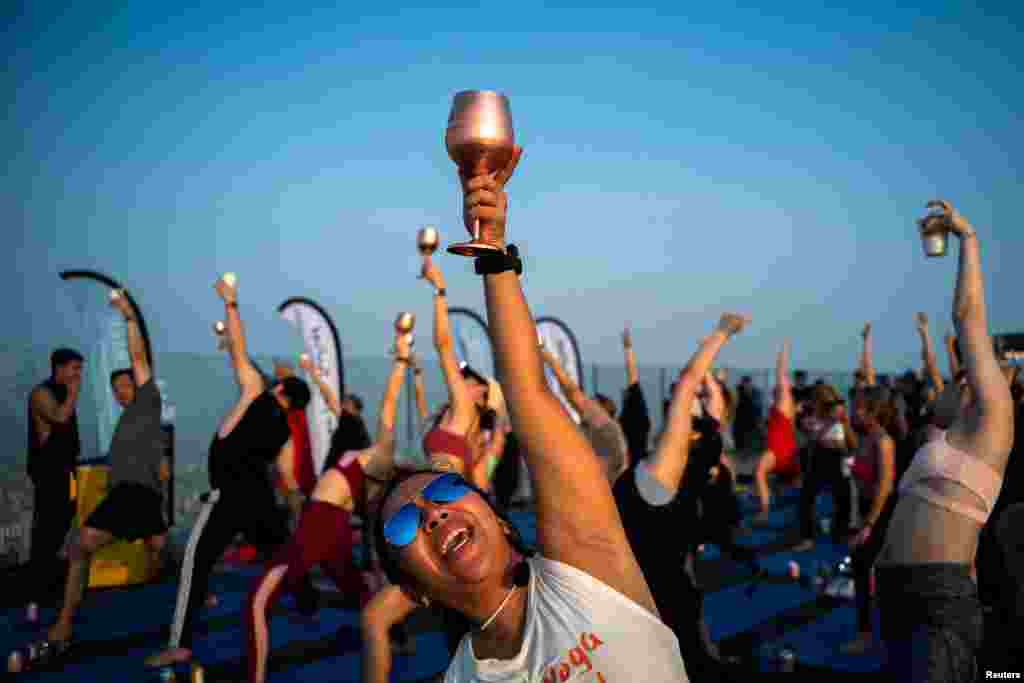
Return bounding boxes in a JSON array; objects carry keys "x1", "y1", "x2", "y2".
[
  {"x1": 753, "y1": 339, "x2": 799, "y2": 524},
  {"x1": 244, "y1": 330, "x2": 411, "y2": 683}
]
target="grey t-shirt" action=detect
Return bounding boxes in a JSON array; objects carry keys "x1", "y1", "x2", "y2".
[
  {"x1": 579, "y1": 401, "x2": 629, "y2": 483},
  {"x1": 109, "y1": 378, "x2": 166, "y2": 493}
]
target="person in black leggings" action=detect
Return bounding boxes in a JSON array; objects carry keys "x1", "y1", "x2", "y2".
[
  {"x1": 841, "y1": 387, "x2": 897, "y2": 654},
  {"x1": 795, "y1": 384, "x2": 856, "y2": 550}
]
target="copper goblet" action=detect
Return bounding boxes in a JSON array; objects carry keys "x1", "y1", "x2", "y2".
[
  {"x1": 395, "y1": 312, "x2": 416, "y2": 335},
  {"x1": 444, "y1": 90, "x2": 515, "y2": 257},
  {"x1": 417, "y1": 226, "x2": 440, "y2": 256}
]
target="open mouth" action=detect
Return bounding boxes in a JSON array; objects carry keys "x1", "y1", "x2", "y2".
[{"x1": 441, "y1": 527, "x2": 472, "y2": 557}]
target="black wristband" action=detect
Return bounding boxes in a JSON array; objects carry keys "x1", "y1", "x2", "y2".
[
  {"x1": 436, "y1": 288, "x2": 447, "y2": 298},
  {"x1": 475, "y1": 244, "x2": 522, "y2": 276},
  {"x1": 226, "y1": 301, "x2": 238, "y2": 309}
]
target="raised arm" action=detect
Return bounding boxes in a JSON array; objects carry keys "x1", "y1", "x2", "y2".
[
  {"x1": 623, "y1": 326, "x2": 639, "y2": 387},
  {"x1": 421, "y1": 256, "x2": 474, "y2": 427},
  {"x1": 111, "y1": 291, "x2": 152, "y2": 387},
  {"x1": 646, "y1": 315, "x2": 747, "y2": 493},
  {"x1": 945, "y1": 333, "x2": 962, "y2": 379},
  {"x1": 300, "y1": 354, "x2": 342, "y2": 418},
  {"x1": 860, "y1": 323, "x2": 876, "y2": 387},
  {"x1": 411, "y1": 355, "x2": 429, "y2": 423},
  {"x1": 539, "y1": 345, "x2": 590, "y2": 417},
  {"x1": 924, "y1": 201, "x2": 1014, "y2": 462},
  {"x1": 467, "y1": 151, "x2": 656, "y2": 612},
  {"x1": 701, "y1": 370, "x2": 726, "y2": 423},
  {"x1": 214, "y1": 276, "x2": 264, "y2": 398},
  {"x1": 774, "y1": 338, "x2": 794, "y2": 417},
  {"x1": 916, "y1": 312, "x2": 945, "y2": 393},
  {"x1": 361, "y1": 341, "x2": 410, "y2": 482}
]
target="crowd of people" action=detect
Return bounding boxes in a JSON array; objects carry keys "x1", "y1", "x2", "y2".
[{"x1": 14, "y1": 145, "x2": 1023, "y2": 682}]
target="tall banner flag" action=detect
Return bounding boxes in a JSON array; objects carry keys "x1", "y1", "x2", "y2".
[
  {"x1": 59, "y1": 270, "x2": 167, "y2": 584},
  {"x1": 278, "y1": 297, "x2": 344, "y2": 476},
  {"x1": 536, "y1": 316, "x2": 585, "y2": 424},
  {"x1": 448, "y1": 307, "x2": 495, "y2": 380},
  {"x1": 60, "y1": 270, "x2": 156, "y2": 461}
]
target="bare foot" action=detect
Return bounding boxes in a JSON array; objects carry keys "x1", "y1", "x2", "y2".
[{"x1": 145, "y1": 647, "x2": 192, "y2": 668}]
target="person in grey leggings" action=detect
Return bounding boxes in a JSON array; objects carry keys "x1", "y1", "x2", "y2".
[{"x1": 876, "y1": 200, "x2": 1015, "y2": 681}]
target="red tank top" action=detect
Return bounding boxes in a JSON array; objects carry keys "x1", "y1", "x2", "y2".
[
  {"x1": 333, "y1": 450, "x2": 366, "y2": 510},
  {"x1": 423, "y1": 427, "x2": 473, "y2": 469},
  {"x1": 765, "y1": 406, "x2": 796, "y2": 459}
]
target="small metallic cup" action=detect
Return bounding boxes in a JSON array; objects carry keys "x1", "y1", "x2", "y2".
[
  {"x1": 444, "y1": 90, "x2": 515, "y2": 257},
  {"x1": 190, "y1": 663, "x2": 205, "y2": 683},
  {"x1": 395, "y1": 312, "x2": 416, "y2": 335},
  {"x1": 922, "y1": 231, "x2": 947, "y2": 257},
  {"x1": 920, "y1": 214, "x2": 948, "y2": 257},
  {"x1": 417, "y1": 226, "x2": 440, "y2": 256}
]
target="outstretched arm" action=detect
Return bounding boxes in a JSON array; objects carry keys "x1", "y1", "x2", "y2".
[
  {"x1": 774, "y1": 339, "x2": 794, "y2": 417},
  {"x1": 945, "y1": 333, "x2": 962, "y2": 380},
  {"x1": 925, "y1": 201, "x2": 1014, "y2": 462},
  {"x1": 623, "y1": 326, "x2": 639, "y2": 387},
  {"x1": 467, "y1": 151, "x2": 657, "y2": 613},
  {"x1": 916, "y1": 312, "x2": 945, "y2": 393},
  {"x1": 111, "y1": 291, "x2": 152, "y2": 387},
  {"x1": 421, "y1": 256, "x2": 475, "y2": 429},
  {"x1": 215, "y1": 276, "x2": 264, "y2": 398},
  {"x1": 860, "y1": 323, "x2": 876, "y2": 387},
  {"x1": 300, "y1": 355, "x2": 343, "y2": 418},
  {"x1": 363, "y1": 334, "x2": 412, "y2": 481},
  {"x1": 540, "y1": 346, "x2": 596, "y2": 419},
  {"x1": 411, "y1": 355, "x2": 429, "y2": 423},
  {"x1": 646, "y1": 315, "x2": 747, "y2": 493}
]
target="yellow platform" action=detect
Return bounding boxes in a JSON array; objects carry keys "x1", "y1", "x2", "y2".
[{"x1": 75, "y1": 464, "x2": 153, "y2": 588}]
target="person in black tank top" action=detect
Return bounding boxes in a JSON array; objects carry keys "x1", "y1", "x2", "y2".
[
  {"x1": 25, "y1": 349, "x2": 83, "y2": 615},
  {"x1": 146, "y1": 274, "x2": 313, "y2": 670}
]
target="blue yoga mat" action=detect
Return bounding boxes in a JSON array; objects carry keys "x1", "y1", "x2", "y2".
[
  {"x1": 758, "y1": 605, "x2": 885, "y2": 672},
  {"x1": 289, "y1": 631, "x2": 450, "y2": 683},
  {"x1": 705, "y1": 579, "x2": 815, "y2": 641}
]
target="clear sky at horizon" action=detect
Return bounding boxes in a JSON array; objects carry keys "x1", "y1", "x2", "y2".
[{"x1": 6, "y1": 2, "x2": 1023, "y2": 376}]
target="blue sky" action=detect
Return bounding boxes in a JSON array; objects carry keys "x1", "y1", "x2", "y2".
[{"x1": 6, "y1": 2, "x2": 1023, "y2": 375}]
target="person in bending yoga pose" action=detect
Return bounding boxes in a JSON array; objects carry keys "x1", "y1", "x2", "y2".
[
  {"x1": 752, "y1": 340, "x2": 799, "y2": 524},
  {"x1": 244, "y1": 330, "x2": 410, "y2": 683},
  {"x1": 146, "y1": 275, "x2": 313, "y2": 669},
  {"x1": 876, "y1": 200, "x2": 1014, "y2": 681},
  {"x1": 841, "y1": 387, "x2": 897, "y2": 655},
  {"x1": 541, "y1": 343, "x2": 629, "y2": 483},
  {"x1": 367, "y1": 147, "x2": 689, "y2": 682},
  {"x1": 418, "y1": 254, "x2": 507, "y2": 489}
]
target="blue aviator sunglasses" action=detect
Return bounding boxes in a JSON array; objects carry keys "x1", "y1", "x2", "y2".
[{"x1": 383, "y1": 473, "x2": 475, "y2": 547}]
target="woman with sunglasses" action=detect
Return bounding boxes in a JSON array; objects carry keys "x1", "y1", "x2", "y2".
[
  {"x1": 243, "y1": 329, "x2": 411, "y2": 683},
  {"x1": 370, "y1": 147, "x2": 689, "y2": 682},
  {"x1": 876, "y1": 200, "x2": 1014, "y2": 681}
]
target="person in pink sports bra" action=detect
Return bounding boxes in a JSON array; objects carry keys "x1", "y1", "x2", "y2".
[{"x1": 876, "y1": 200, "x2": 1014, "y2": 682}]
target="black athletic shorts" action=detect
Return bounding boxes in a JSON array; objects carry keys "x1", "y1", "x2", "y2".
[{"x1": 85, "y1": 482, "x2": 167, "y2": 541}]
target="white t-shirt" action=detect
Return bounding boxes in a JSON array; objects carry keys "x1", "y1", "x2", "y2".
[{"x1": 444, "y1": 556, "x2": 689, "y2": 683}]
